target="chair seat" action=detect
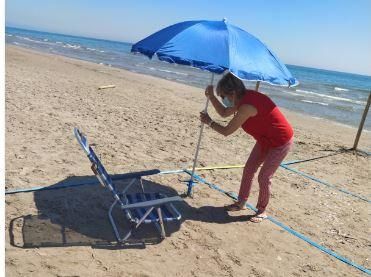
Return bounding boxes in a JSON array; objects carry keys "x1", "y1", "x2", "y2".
[{"x1": 121, "y1": 192, "x2": 182, "y2": 224}]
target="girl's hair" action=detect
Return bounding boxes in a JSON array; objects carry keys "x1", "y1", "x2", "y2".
[{"x1": 216, "y1": 72, "x2": 246, "y2": 97}]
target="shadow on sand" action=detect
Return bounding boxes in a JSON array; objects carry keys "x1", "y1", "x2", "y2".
[{"x1": 9, "y1": 173, "x2": 252, "y2": 249}]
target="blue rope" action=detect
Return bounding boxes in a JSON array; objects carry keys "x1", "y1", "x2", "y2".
[
  {"x1": 184, "y1": 170, "x2": 371, "y2": 275},
  {"x1": 5, "y1": 169, "x2": 185, "y2": 195},
  {"x1": 5, "y1": 179, "x2": 100, "y2": 194},
  {"x1": 280, "y1": 164, "x2": 370, "y2": 203}
]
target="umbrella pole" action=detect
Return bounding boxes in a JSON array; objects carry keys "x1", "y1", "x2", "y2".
[
  {"x1": 255, "y1": 81, "x2": 261, "y2": 91},
  {"x1": 187, "y1": 73, "x2": 215, "y2": 196}
]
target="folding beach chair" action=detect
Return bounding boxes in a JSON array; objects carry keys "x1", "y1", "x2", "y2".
[{"x1": 74, "y1": 127, "x2": 183, "y2": 243}]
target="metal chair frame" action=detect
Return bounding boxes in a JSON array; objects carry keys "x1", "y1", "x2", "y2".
[{"x1": 74, "y1": 128, "x2": 182, "y2": 243}]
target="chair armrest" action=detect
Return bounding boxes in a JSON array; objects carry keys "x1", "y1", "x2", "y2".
[
  {"x1": 120, "y1": 196, "x2": 183, "y2": 210},
  {"x1": 113, "y1": 169, "x2": 161, "y2": 180}
]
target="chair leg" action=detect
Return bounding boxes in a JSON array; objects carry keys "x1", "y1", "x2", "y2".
[
  {"x1": 108, "y1": 200, "x2": 121, "y2": 242},
  {"x1": 139, "y1": 178, "x2": 145, "y2": 193},
  {"x1": 122, "y1": 207, "x2": 154, "y2": 242},
  {"x1": 156, "y1": 208, "x2": 166, "y2": 239}
]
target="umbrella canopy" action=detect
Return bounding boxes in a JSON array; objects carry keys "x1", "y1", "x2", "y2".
[{"x1": 131, "y1": 19, "x2": 298, "y2": 87}]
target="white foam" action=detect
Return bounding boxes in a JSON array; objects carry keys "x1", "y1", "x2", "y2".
[
  {"x1": 66, "y1": 43, "x2": 81, "y2": 49},
  {"x1": 143, "y1": 66, "x2": 188, "y2": 76},
  {"x1": 21, "y1": 37, "x2": 43, "y2": 44},
  {"x1": 157, "y1": 68, "x2": 188, "y2": 76},
  {"x1": 301, "y1": 100, "x2": 328, "y2": 106},
  {"x1": 334, "y1": 87, "x2": 349, "y2": 91},
  {"x1": 296, "y1": 89, "x2": 366, "y2": 105}
]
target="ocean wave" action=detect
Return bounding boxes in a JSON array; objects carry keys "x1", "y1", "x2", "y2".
[
  {"x1": 157, "y1": 68, "x2": 188, "y2": 76},
  {"x1": 334, "y1": 87, "x2": 349, "y2": 91},
  {"x1": 6, "y1": 34, "x2": 13, "y2": 36},
  {"x1": 56, "y1": 41, "x2": 63, "y2": 44},
  {"x1": 21, "y1": 37, "x2": 44, "y2": 44},
  {"x1": 301, "y1": 100, "x2": 329, "y2": 106},
  {"x1": 66, "y1": 43, "x2": 81, "y2": 49},
  {"x1": 142, "y1": 66, "x2": 188, "y2": 76},
  {"x1": 296, "y1": 89, "x2": 366, "y2": 105},
  {"x1": 86, "y1": 47, "x2": 96, "y2": 51}
]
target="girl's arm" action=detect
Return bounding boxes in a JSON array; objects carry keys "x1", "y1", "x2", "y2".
[
  {"x1": 205, "y1": 85, "x2": 237, "y2": 118},
  {"x1": 209, "y1": 94, "x2": 237, "y2": 118},
  {"x1": 201, "y1": 104, "x2": 257, "y2": 136}
]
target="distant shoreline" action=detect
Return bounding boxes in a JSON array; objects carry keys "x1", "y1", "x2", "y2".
[
  {"x1": 6, "y1": 25, "x2": 371, "y2": 78},
  {"x1": 5, "y1": 43, "x2": 371, "y2": 135}
]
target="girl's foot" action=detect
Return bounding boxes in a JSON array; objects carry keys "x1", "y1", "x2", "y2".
[
  {"x1": 249, "y1": 212, "x2": 268, "y2": 223},
  {"x1": 224, "y1": 202, "x2": 246, "y2": 211}
]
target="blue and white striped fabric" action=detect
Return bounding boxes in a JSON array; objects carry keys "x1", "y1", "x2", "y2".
[{"x1": 124, "y1": 193, "x2": 181, "y2": 223}]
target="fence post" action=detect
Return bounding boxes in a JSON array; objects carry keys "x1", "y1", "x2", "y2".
[{"x1": 352, "y1": 91, "x2": 371, "y2": 150}]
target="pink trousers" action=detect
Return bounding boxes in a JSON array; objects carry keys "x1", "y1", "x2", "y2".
[{"x1": 238, "y1": 138, "x2": 293, "y2": 212}]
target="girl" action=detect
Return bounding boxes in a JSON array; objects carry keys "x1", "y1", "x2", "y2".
[{"x1": 200, "y1": 73, "x2": 293, "y2": 223}]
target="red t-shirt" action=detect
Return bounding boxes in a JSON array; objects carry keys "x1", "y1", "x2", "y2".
[{"x1": 238, "y1": 90, "x2": 293, "y2": 149}]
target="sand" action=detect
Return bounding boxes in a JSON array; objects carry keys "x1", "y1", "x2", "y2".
[{"x1": 5, "y1": 45, "x2": 371, "y2": 276}]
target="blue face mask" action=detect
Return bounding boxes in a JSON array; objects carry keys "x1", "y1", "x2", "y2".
[{"x1": 222, "y1": 97, "x2": 234, "y2": 107}]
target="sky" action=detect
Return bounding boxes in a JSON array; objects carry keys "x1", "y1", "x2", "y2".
[{"x1": 5, "y1": 0, "x2": 371, "y2": 76}]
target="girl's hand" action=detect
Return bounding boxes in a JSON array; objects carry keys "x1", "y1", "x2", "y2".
[
  {"x1": 205, "y1": 85, "x2": 214, "y2": 99},
  {"x1": 200, "y1": 111, "x2": 212, "y2": 125}
]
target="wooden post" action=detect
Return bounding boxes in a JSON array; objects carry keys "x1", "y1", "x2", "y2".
[
  {"x1": 255, "y1": 81, "x2": 261, "y2": 91},
  {"x1": 352, "y1": 91, "x2": 371, "y2": 150}
]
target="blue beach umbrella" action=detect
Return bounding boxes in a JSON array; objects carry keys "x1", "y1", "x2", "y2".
[{"x1": 131, "y1": 19, "x2": 298, "y2": 195}]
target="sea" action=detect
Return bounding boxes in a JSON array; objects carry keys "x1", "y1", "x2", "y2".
[{"x1": 5, "y1": 26, "x2": 371, "y2": 131}]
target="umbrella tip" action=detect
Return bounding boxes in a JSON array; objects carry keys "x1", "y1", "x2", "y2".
[{"x1": 222, "y1": 17, "x2": 227, "y2": 22}]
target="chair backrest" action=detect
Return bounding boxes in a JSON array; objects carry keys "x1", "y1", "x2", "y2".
[
  {"x1": 74, "y1": 127, "x2": 90, "y2": 155},
  {"x1": 87, "y1": 146, "x2": 115, "y2": 188},
  {"x1": 74, "y1": 128, "x2": 118, "y2": 194}
]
